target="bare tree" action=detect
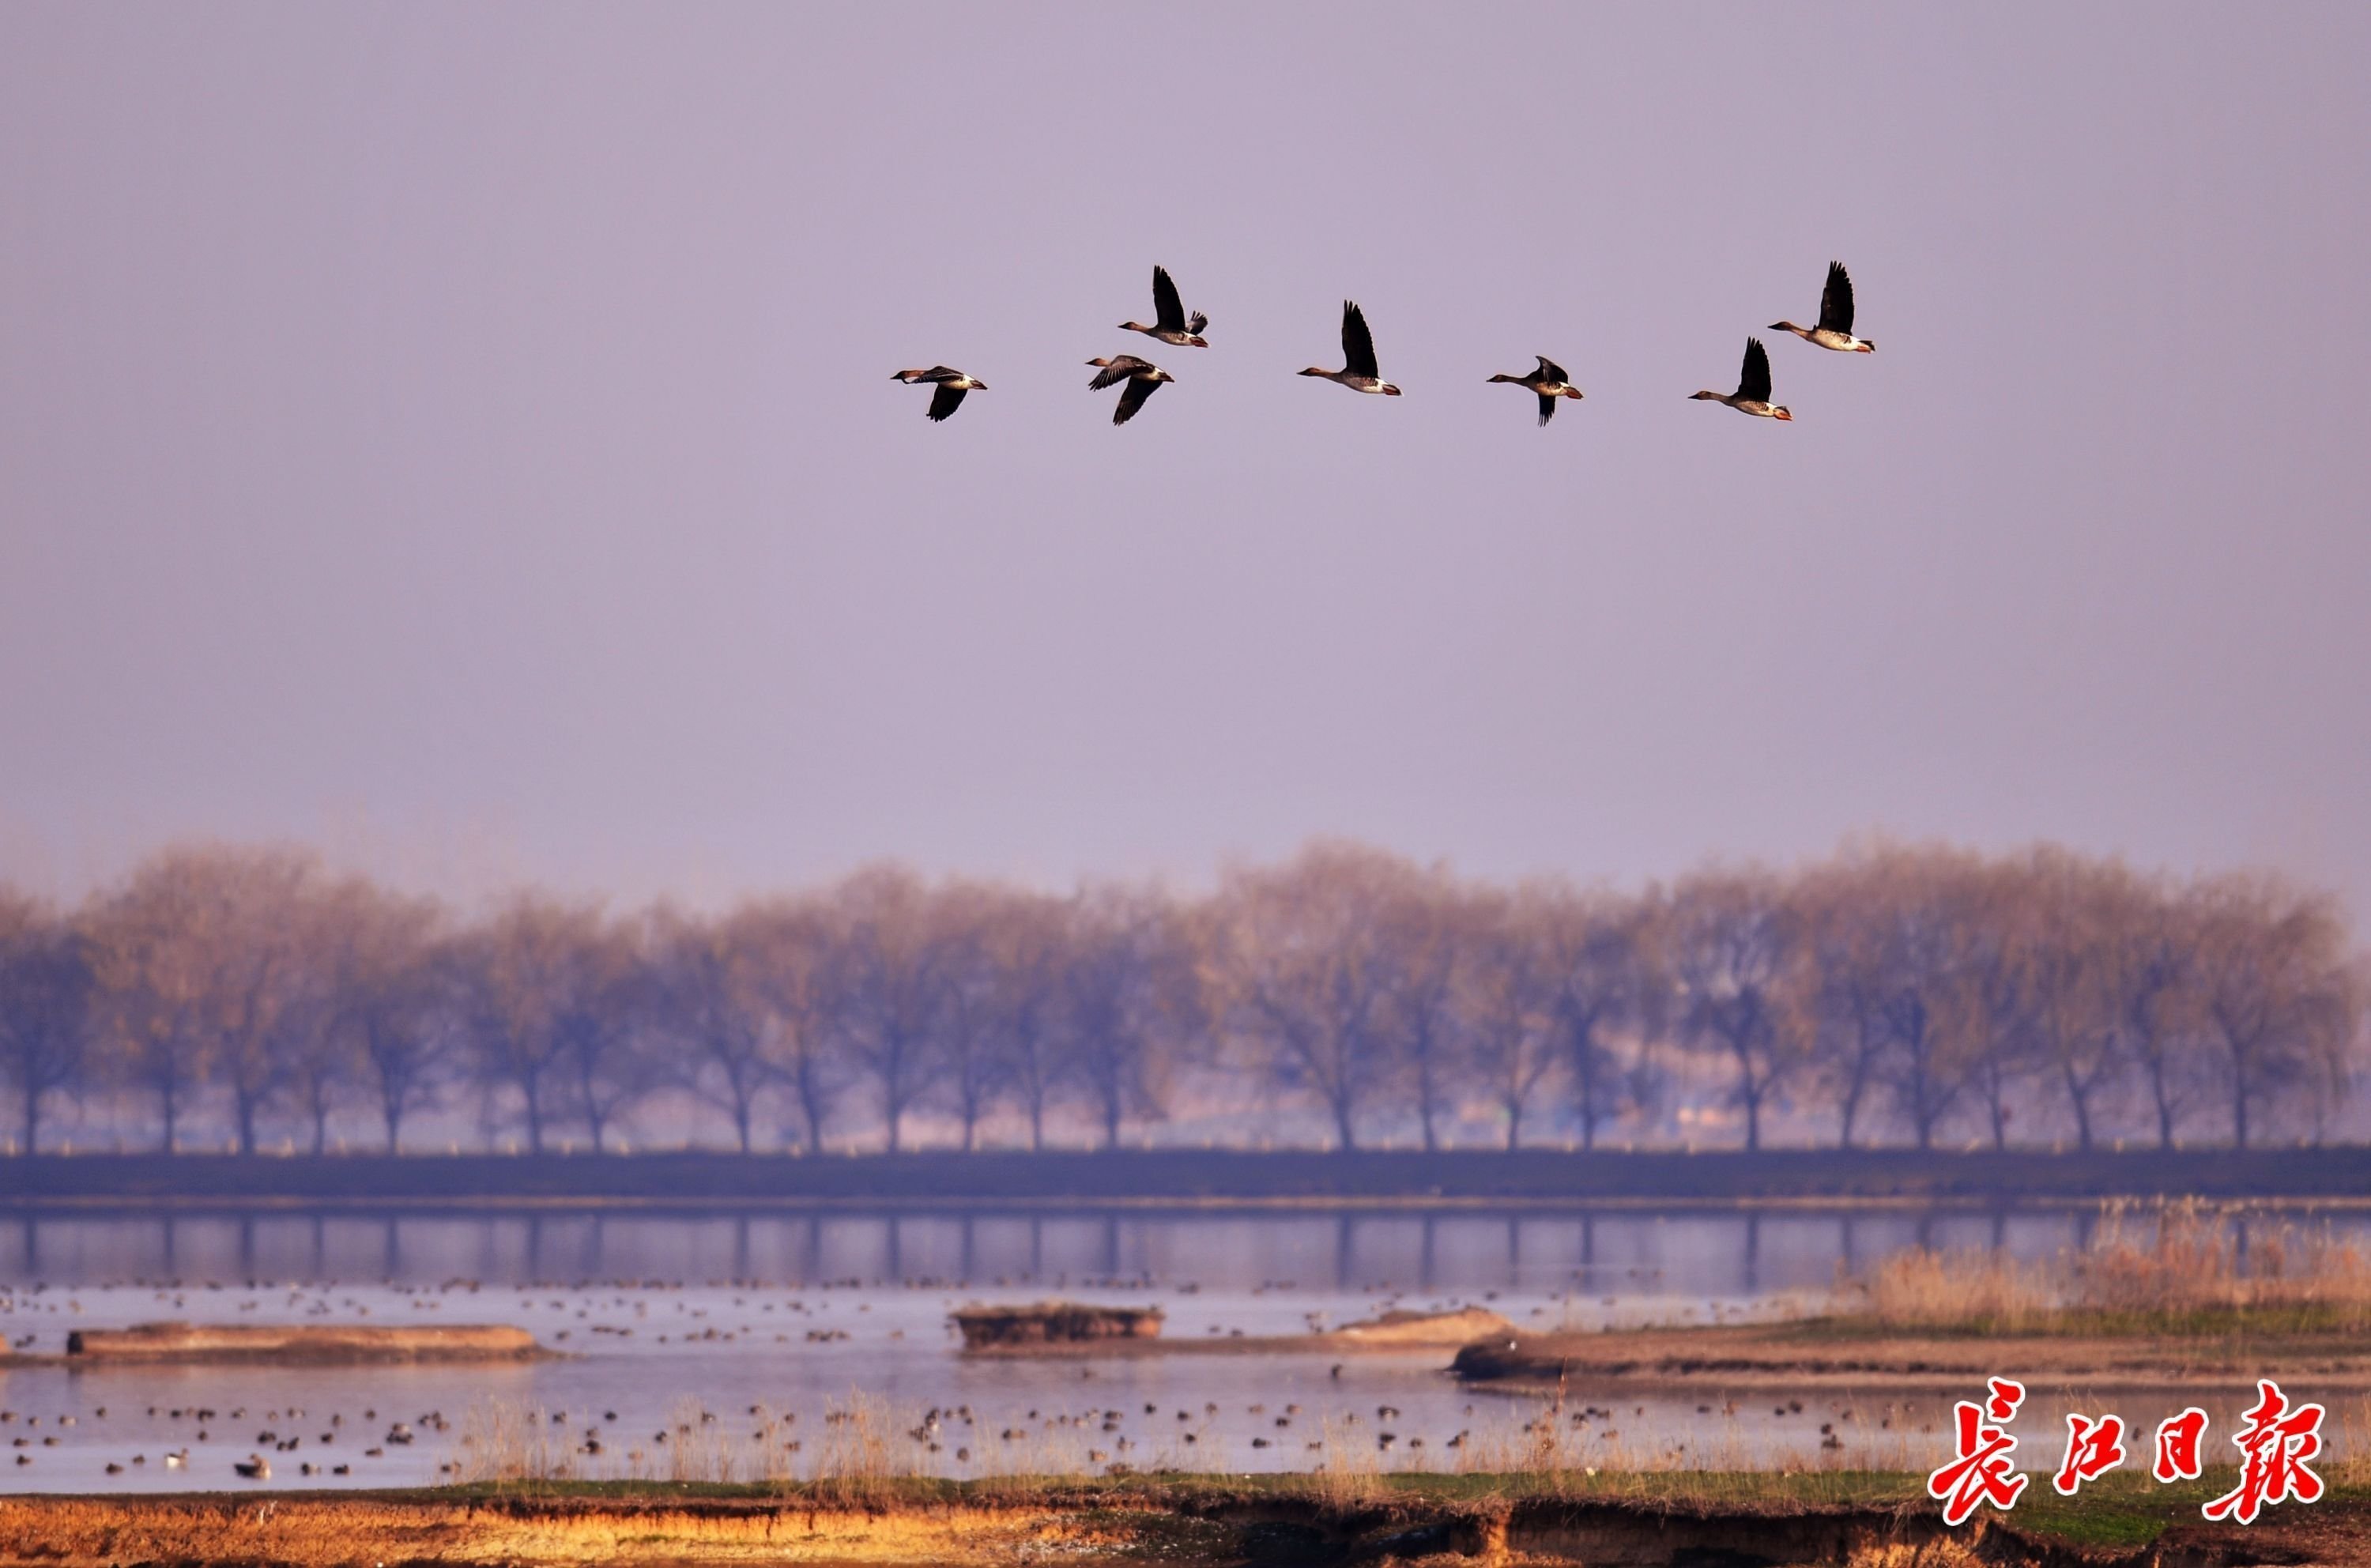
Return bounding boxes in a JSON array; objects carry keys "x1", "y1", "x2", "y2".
[
  {"x1": 2094, "y1": 869, "x2": 2207, "y2": 1148},
  {"x1": 1374, "y1": 866, "x2": 1469, "y2": 1152},
  {"x1": 455, "y1": 895, "x2": 613, "y2": 1154},
  {"x1": 1795, "y1": 858, "x2": 1894, "y2": 1148},
  {"x1": 654, "y1": 906, "x2": 774, "y2": 1154},
  {"x1": 558, "y1": 917, "x2": 660, "y2": 1154},
  {"x1": 929, "y1": 884, "x2": 1011, "y2": 1151},
  {"x1": 750, "y1": 902, "x2": 839, "y2": 1153},
  {"x1": 85, "y1": 846, "x2": 319, "y2": 1153},
  {"x1": 984, "y1": 891, "x2": 1072, "y2": 1151},
  {"x1": 2190, "y1": 873, "x2": 2360, "y2": 1148},
  {"x1": 1458, "y1": 890, "x2": 1558, "y2": 1149},
  {"x1": 1531, "y1": 881, "x2": 1657, "y2": 1151},
  {"x1": 206, "y1": 851, "x2": 322, "y2": 1154},
  {"x1": 1954, "y1": 859, "x2": 2041, "y2": 1150},
  {"x1": 322, "y1": 880, "x2": 455, "y2": 1154},
  {"x1": 1666, "y1": 869, "x2": 1806, "y2": 1151},
  {"x1": 820, "y1": 866, "x2": 948, "y2": 1153},
  {"x1": 1064, "y1": 888, "x2": 1192, "y2": 1149},
  {"x1": 1876, "y1": 862, "x2": 1973, "y2": 1152},
  {"x1": 1213, "y1": 843, "x2": 1411, "y2": 1152},
  {"x1": 2017, "y1": 849, "x2": 2128, "y2": 1150},
  {"x1": 0, "y1": 890, "x2": 91, "y2": 1155},
  {"x1": 275, "y1": 914, "x2": 355, "y2": 1155}
]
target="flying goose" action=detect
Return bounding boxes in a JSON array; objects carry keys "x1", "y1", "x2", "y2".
[
  {"x1": 1299, "y1": 301, "x2": 1400, "y2": 394},
  {"x1": 891, "y1": 365, "x2": 988, "y2": 422},
  {"x1": 1488, "y1": 356, "x2": 1585, "y2": 425},
  {"x1": 1770, "y1": 261, "x2": 1874, "y2": 352},
  {"x1": 1690, "y1": 337, "x2": 1792, "y2": 420},
  {"x1": 1119, "y1": 266, "x2": 1208, "y2": 347},
  {"x1": 1085, "y1": 355, "x2": 1176, "y2": 425}
]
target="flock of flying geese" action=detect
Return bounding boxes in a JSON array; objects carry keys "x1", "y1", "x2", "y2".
[{"x1": 894, "y1": 260, "x2": 1875, "y2": 427}]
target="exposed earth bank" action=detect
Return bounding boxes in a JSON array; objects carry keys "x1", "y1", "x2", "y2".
[{"x1": 0, "y1": 1479, "x2": 2360, "y2": 1567}]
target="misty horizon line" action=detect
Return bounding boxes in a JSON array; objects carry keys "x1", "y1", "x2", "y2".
[{"x1": 6, "y1": 830, "x2": 2360, "y2": 922}]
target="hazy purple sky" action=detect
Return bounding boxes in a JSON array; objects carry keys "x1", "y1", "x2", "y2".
[{"x1": 3, "y1": 5, "x2": 2367, "y2": 911}]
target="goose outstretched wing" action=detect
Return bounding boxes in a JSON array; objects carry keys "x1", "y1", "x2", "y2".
[
  {"x1": 1089, "y1": 356, "x2": 1155, "y2": 390},
  {"x1": 1114, "y1": 376, "x2": 1164, "y2": 425},
  {"x1": 1817, "y1": 262, "x2": 1855, "y2": 336},
  {"x1": 1340, "y1": 301, "x2": 1379, "y2": 379},
  {"x1": 1152, "y1": 266, "x2": 1186, "y2": 333},
  {"x1": 1738, "y1": 337, "x2": 1773, "y2": 404}
]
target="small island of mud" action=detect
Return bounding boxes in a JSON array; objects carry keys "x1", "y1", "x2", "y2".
[
  {"x1": 952, "y1": 1301, "x2": 1511, "y2": 1356},
  {"x1": 60, "y1": 1321, "x2": 552, "y2": 1365},
  {"x1": 951, "y1": 1302, "x2": 1166, "y2": 1349}
]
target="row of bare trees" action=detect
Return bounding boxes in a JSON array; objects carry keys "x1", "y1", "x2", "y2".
[{"x1": 1, "y1": 839, "x2": 2361, "y2": 1155}]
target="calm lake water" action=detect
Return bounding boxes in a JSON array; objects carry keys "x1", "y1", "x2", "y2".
[{"x1": 2, "y1": 1204, "x2": 2362, "y2": 1493}]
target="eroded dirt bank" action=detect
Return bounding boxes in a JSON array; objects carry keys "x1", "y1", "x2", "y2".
[{"x1": 0, "y1": 1482, "x2": 2362, "y2": 1567}]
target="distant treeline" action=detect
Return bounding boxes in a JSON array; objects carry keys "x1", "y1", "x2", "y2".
[{"x1": 0, "y1": 839, "x2": 2362, "y2": 1158}]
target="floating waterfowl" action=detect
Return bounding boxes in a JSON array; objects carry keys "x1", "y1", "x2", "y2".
[
  {"x1": 233, "y1": 1452, "x2": 270, "y2": 1479},
  {"x1": 1119, "y1": 266, "x2": 1208, "y2": 347},
  {"x1": 1299, "y1": 301, "x2": 1400, "y2": 395},
  {"x1": 1085, "y1": 356, "x2": 1176, "y2": 425},
  {"x1": 1487, "y1": 355, "x2": 1585, "y2": 425},
  {"x1": 1770, "y1": 261, "x2": 1874, "y2": 352},
  {"x1": 1690, "y1": 337, "x2": 1792, "y2": 420},
  {"x1": 891, "y1": 366, "x2": 988, "y2": 422}
]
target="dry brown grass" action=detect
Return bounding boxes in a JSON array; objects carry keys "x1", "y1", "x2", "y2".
[
  {"x1": 1842, "y1": 1247, "x2": 2056, "y2": 1332},
  {"x1": 443, "y1": 1389, "x2": 929, "y2": 1497},
  {"x1": 1833, "y1": 1200, "x2": 2371, "y2": 1334},
  {"x1": 454, "y1": 1398, "x2": 583, "y2": 1487},
  {"x1": 806, "y1": 1390, "x2": 925, "y2": 1505},
  {"x1": 1310, "y1": 1412, "x2": 1386, "y2": 1508}
]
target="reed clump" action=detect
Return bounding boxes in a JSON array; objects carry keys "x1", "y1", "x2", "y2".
[
  {"x1": 441, "y1": 1391, "x2": 929, "y2": 1497},
  {"x1": 452, "y1": 1400, "x2": 580, "y2": 1489},
  {"x1": 1310, "y1": 1413, "x2": 1385, "y2": 1509},
  {"x1": 1843, "y1": 1249, "x2": 2056, "y2": 1332},
  {"x1": 807, "y1": 1391, "x2": 923, "y2": 1506}
]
